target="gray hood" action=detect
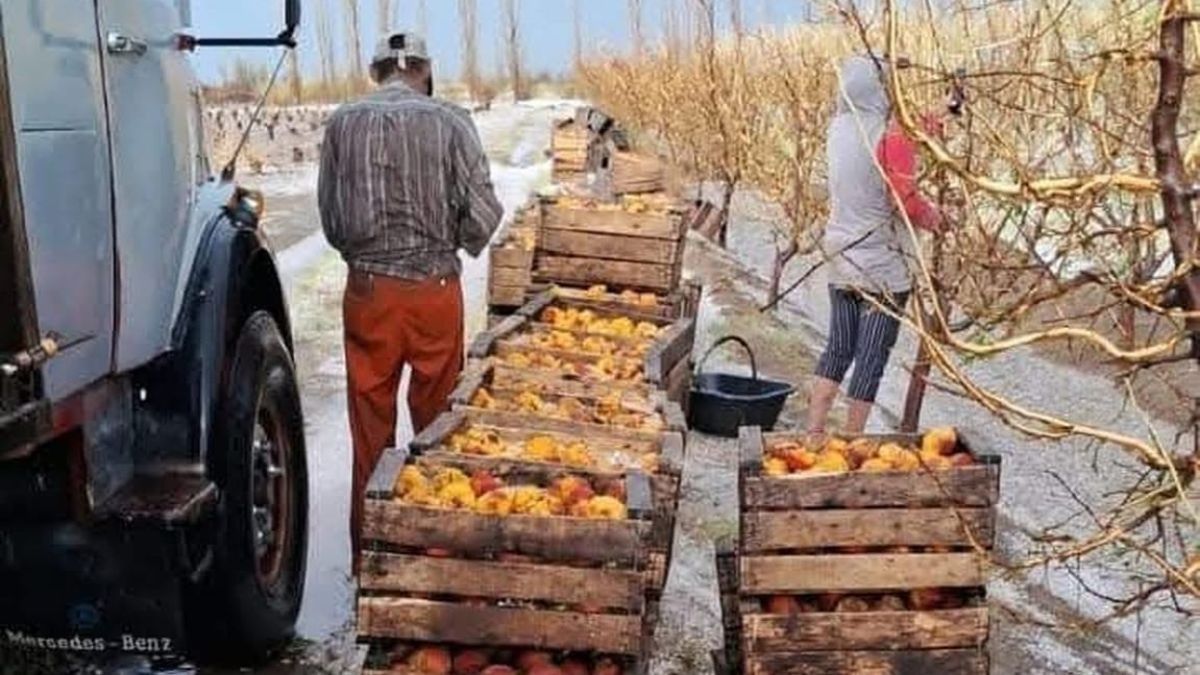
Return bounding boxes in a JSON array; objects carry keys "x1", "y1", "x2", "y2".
[
  {"x1": 823, "y1": 55, "x2": 911, "y2": 293},
  {"x1": 835, "y1": 55, "x2": 889, "y2": 118}
]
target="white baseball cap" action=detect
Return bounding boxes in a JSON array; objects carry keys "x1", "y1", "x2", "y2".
[{"x1": 371, "y1": 33, "x2": 430, "y2": 68}]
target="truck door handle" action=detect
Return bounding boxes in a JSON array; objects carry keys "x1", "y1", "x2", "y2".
[{"x1": 106, "y1": 32, "x2": 148, "y2": 56}]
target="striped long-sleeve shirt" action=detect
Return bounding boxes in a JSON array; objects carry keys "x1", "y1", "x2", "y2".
[{"x1": 317, "y1": 80, "x2": 503, "y2": 280}]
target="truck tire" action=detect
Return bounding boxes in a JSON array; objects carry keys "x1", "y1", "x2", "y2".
[{"x1": 188, "y1": 311, "x2": 308, "y2": 664}]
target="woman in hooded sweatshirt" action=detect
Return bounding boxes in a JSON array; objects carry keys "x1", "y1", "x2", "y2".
[{"x1": 807, "y1": 55, "x2": 944, "y2": 436}]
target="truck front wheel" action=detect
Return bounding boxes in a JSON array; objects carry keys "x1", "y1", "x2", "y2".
[{"x1": 189, "y1": 311, "x2": 308, "y2": 664}]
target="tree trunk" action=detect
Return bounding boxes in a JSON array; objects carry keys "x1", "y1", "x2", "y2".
[
  {"x1": 503, "y1": 0, "x2": 523, "y2": 100},
  {"x1": 767, "y1": 239, "x2": 799, "y2": 309},
  {"x1": 1151, "y1": 8, "x2": 1199, "y2": 462},
  {"x1": 287, "y1": 49, "x2": 302, "y2": 105},
  {"x1": 458, "y1": 0, "x2": 480, "y2": 101},
  {"x1": 715, "y1": 181, "x2": 734, "y2": 248},
  {"x1": 628, "y1": 0, "x2": 644, "y2": 58},
  {"x1": 343, "y1": 0, "x2": 364, "y2": 89}
]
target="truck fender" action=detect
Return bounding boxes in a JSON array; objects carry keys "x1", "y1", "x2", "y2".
[{"x1": 131, "y1": 213, "x2": 293, "y2": 469}]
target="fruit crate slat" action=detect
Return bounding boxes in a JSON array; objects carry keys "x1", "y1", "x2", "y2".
[
  {"x1": 547, "y1": 281, "x2": 701, "y2": 320},
  {"x1": 362, "y1": 501, "x2": 651, "y2": 565},
  {"x1": 448, "y1": 368, "x2": 687, "y2": 436},
  {"x1": 744, "y1": 648, "x2": 989, "y2": 675},
  {"x1": 535, "y1": 254, "x2": 679, "y2": 293},
  {"x1": 490, "y1": 265, "x2": 532, "y2": 288},
  {"x1": 740, "y1": 427, "x2": 1000, "y2": 510},
  {"x1": 357, "y1": 598, "x2": 645, "y2": 655},
  {"x1": 360, "y1": 552, "x2": 644, "y2": 611},
  {"x1": 742, "y1": 507, "x2": 995, "y2": 552},
  {"x1": 540, "y1": 228, "x2": 682, "y2": 264},
  {"x1": 541, "y1": 199, "x2": 685, "y2": 240},
  {"x1": 740, "y1": 552, "x2": 987, "y2": 595},
  {"x1": 410, "y1": 407, "x2": 675, "y2": 464},
  {"x1": 492, "y1": 246, "x2": 535, "y2": 269},
  {"x1": 741, "y1": 607, "x2": 989, "y2": 653}
]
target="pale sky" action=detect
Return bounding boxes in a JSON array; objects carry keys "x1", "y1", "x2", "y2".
[{"x1": 186, "y1": 0, "x2": 816, "y2": 84}]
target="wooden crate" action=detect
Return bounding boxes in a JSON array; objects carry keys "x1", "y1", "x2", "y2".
[
  {"x1": 552, "y1": 118, "x2": 589, "y2": 182},
  {"x1": 715, "y1": 427, "x2": 1000, "y2": 675},
  {"x1": 550, "y1": 280, "x2": 702, "y2": 321},
  {"x1": 609, "y1": 150, "x2": 666, "y2": 195},
  {"x1": 488, "y1": 202, "x2": 541, "y2": 311},
  {"x1": 359, "y1": 448, "x2": 657, "y2": 674},
  {"x1": 470, "y1": 295, "x2": 695, "y2": 391},
  {"x1": 409, "y1": 406, "x2": 683, "y2": 596},
  {"x1": 448, "y1": 364, "x2": 688, "y2": 438},
  {"x1": 534, "y1": 197, "x2": 687, "y2": 293}
]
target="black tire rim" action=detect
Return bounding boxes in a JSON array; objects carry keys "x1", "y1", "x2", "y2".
[{"x1": 251, "y1": 392, "x2": 292, "y2": 589}]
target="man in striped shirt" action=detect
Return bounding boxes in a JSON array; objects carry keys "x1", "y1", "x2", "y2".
[{"x1": 318, "y1": 33, "x2": 503, "y2": 567}]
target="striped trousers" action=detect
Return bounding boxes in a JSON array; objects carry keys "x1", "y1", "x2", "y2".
[{"x1": 815, "y1": 285, "x2": 910, "y2": 403}]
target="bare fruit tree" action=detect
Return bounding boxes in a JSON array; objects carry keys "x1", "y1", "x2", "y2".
[
  {"x1": 376, "y1": 0, "x2": 394, "y2": 36},
  {"x1": 458, "y1": 0, "x2": 480, "y2": 101},
  {"x1": 502, "y1": 0, "x2": 525, "y2": 101},
  {"x1": 342, "y1": 0, "x2": 365, "y2": 86},
  {"x1": 628, "y1": 0, "x2": 644, "y2": 59},
  {"x1": 315, "y1": 0, "x2": 338, "y2": 89}
]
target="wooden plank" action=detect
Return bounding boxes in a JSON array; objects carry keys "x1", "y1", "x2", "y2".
[
  {"x1": 464, "y1": 407, "x2": 665, "y2": 445},
  {"x1": 665, "y1": 355, "x2": 692, "y2": 409},
  {"x1": 540, "y1": 229, "x2": 680, "y2": 265},
  {"x1": 643, "y1": 317, "x2": 696, "y2": 385},
  {"x1": 490, "y1": 362, "x2": 654, "y2": 399},
  {"x1": 661, "y1": 401, "x2": 688, "y2": 433},
  {"x1": 362, "y1": 501, "x2": 650, "y2": 565},
  {"x1": 365, "y1": 447, "x2": 409, "y2": 499},
  {"x1": 739, "y1": 426, "x2": 765, "y2": 472},
  {"x1": 516, "y1": 288, "x2": 556, "y2": 318},
  {"x1": 357, "y1": 598, "x2": 643, "y2": 654},
  {"x1": 359, "y1": 552, "x2": 643, "y2": 610},
  {"x1": 739, "y1": 553, "x2": 986, "y2": 594},
  {"x1": 536, "y1": 255, "x2": 678, "y2": 293},
  {"x1": 659, "y1": 431, "x2": 685, "y2": 475},
  {"x1": 742, "y1": 608, "x2": 988, "y2": 652},
  {"x1": 447, "y1": 364, "x2": 488, "y2": 406},
  {"x1": 745, "y1": 648, "x2": 987, "y2": 675},
  {"x1": 468, "y1": 314, "x2": 526, "y2": 359},
  {"x1": 541, "y1": 203, "x2": 683, "y2": 240},
  {"x1": 440, "y1": 408, "x2": 662, "y2": 455},
  {"x1": 490, "y1": 266, "x2": 533, "y2": 288},
  {"x1": 489, "y1": 284, "x2": 529, "y2": 308},
  {"x1": 491, "y1": 246, "x2": 535, "y2": 269},
  {"x1": 742, "y1": 508, "x2": 995, "y2": 552},
  {"x1": 742, "y1": 465, "x2": 1001, "y2": 510},
  {"x1": 408, "y1": 409, "x2": 467, "y2": 454}
]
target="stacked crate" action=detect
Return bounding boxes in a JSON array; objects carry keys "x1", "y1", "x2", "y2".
[
  {"x1": 359, "y1": 448, "x2": 657, "y2": 674},
  {"x1": 488, "y1": 202, "x2": 540, "y2": 311},
  {"x1": 716, "y1": 427, "x2": 1000, "y2": 675},
  {"x1": 551, "y1": 116, "x2": 589, "y2": 183},
  {"x1": 535, "y1": 195, "x2": 687, "y2": 295}
]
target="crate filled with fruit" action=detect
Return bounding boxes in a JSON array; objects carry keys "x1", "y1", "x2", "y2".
[
  {"x1": 409, "y1": 407, "x2": 685, "y2": 598},
  {"x1": 365, "y1": 644, "x2": 636, "y2": 675},
  {"x1": 714, "y1": 426, "x2": 1000, "y2": 675},
  {"x1": 471, "y1": 288, "x2": 696, "y2": 402},
  {"x1": 535, "y1": 194, "x2": 687, "y2": 294},
  {"x1": 359, "y1": 449, "x2": 657, "y2": 674}
]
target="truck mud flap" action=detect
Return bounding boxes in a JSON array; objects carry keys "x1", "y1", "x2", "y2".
[{"x1": 0, "y1": 521, "x2": 186, "y2": 655}]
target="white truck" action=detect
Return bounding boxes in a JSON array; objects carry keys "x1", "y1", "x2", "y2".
[{"x1": 0, "y1": 0, "x2": 309, "y2": 664}]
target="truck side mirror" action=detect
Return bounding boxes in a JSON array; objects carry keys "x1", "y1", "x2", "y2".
[{"x1": 281, "y1": 0, "x2": 302, "y2": 46}]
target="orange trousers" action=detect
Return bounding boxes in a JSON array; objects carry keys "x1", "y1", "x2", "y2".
[{"x1": 344, "y1": 270, "x2": 464, "y2": 567}]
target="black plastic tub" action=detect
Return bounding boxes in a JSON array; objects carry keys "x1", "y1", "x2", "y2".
[{"x1": 688, "y1": 336, "x2": 795, "y2": 438}]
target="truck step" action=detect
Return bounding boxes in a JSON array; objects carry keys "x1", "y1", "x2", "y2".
[{"x1": 95, "y1": 471, "x2": 217, "y2": 525}]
